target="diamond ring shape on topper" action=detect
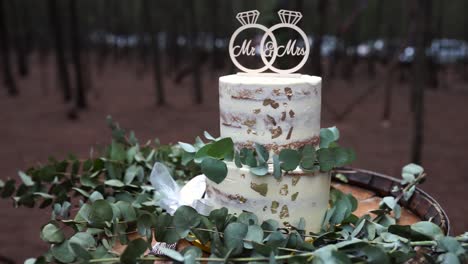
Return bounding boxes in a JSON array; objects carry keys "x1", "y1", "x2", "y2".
[{"x1": 229, "y1": 9, "x2": 310, "y2": 75}]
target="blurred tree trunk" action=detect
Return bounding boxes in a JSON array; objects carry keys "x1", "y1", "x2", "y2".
[
  {"x1": 310, "y1": 0, "x2": 328, "y2": 76},
  {"x1": 188, "y1": 0, "x2": 203, "y2": 104},
  {"x1": 411, "y1": 0, "x2": 431, "y2": 164},
  {"x1": 69, "y1": 0, "x2": 86, "y2": 109},
  {"x1": 367, "y1": 0, "x2": 384, "y2": 79},
  {"x1": 0, "y1": 0, "x2": 18, "y2": 96},
  {"x1": 10, "y1": 0, "x2": 29, "y2": 77},
  {"x1": 48, "y1": 0, "x2": 71, "y2": 102},
  {"x1": 142, "y1": 0, "x2": 165, "y2": 106}
]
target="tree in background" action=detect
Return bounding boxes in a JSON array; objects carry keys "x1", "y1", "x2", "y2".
[
  {"x1": 411, "y1": 0, "x2": 432, "y2": 164},
  {"x1": 48, "y1": 0, "x2": 71, "y2": 102},
  {"x1": 69, "y1": 0, "x2": 87, "y2": 111},
  {"x1": 0, "y1": 0, "x2": 18, "y2": 96}
]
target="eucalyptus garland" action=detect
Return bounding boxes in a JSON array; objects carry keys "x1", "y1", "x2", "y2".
[
  {"x1": 178, "y1": 127, "x2": 356, "y2": 184},
  {"x1": 0, "y1": 117, "x2": 466, "y2": 264}
]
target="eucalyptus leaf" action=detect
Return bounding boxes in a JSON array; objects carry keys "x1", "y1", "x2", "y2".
[
  {"x1": 224, "y1": 222, "x2": 248, "y2": 256},
  {"x1": 179, "y1": 142, "x2": 197, "y2": 153},
  {"x1": 104, "y1": 179, "x2": 125, "y2": 187},
  {"x1": 41, "y1": 223, "x2": 65, "y2": 243},
  {"x1": 300, "y1": 145, "x2": 316, "y2": 170},
  {"x1": 18, "y1": 171, "x2": 35, "y2": 186},
  {"x1": 120, "y1": 238, "x2": 148, "y2": 264},
  {"x1": 201, "y1": 157, "x2": 228, "y2": 184},
  {"x1": 244, "y1": 225, "x2": 264, "y2": 249},
  {"x1": 174, "y1": 206, "x2": 201, "y2": 238},
  {"x1": 279, "y1": 149, "x2": 301, "y2": 171}
]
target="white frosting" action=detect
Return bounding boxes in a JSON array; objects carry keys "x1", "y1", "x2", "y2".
[
  {"x1": 208, "y1": 74, "x2": 329, "y2": 232},
  {"x1": 219, "y1": 74, "x2": 321, "y2": 149},
  {"x1": 206, "y1": 163, "x2": 331, "y2": 232}
]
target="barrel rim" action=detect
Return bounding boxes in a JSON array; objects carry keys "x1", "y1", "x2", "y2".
[{"x1": 334, "y1": 167, "x2": 451, "y2": 235}]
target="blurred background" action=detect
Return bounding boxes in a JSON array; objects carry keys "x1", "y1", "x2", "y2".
[{"x1": 1, "y1": 0, "x2": 468, "y2": 261}]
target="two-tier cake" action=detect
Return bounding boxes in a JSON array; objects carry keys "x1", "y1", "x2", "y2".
[{"x1": 205, "y1": 74, "x2": 330, "y2": 232}]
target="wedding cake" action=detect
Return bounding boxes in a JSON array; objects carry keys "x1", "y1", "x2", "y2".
[{"x1": 205, "y1": 74, "x2": 330, "y2": 232}]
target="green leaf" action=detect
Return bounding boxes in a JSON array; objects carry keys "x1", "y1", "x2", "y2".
[
  {"x1": 51, "y1": 241, "x2": 75, "y2": 263},
  {"x1": 300, "y1": 145, "x2": 316, "y2": 170},
  {"x1": 174, "y1": 206, "x2": 201, "y2": 238},
  {"x1": 158, "y1": 246, "x2": 184, "y2": 262},
  {"x1": 279, "y1": 149, "x2": 301, "y2": 171},
  {"x1": 41, "y1": 223, "x2": 65, "y2": 243},
  {"x1": 1, "y1": 179, "x2": 15, "y2": 198},
  {"x1": 120, "y1": 238, "x2": 149, "y2": 264},
  {"x1": 250, "y1": 163, "x2": 269, "y2": 176},
  {"x1": 137, "y1": 213, "x2": 153, "y2": 240},
  {"x1": 319, "y1": 127, "x2": 340, "y2": 148},
  {"x1": 204, "y1": 131, "x2": 216, "y2": 141},
  {"x1": 18, "y1": 171, "x2": 34, "y2": 186},
  {"x1": 411, "y1": 221, "x2": 444, "y2": 240},
  {"x1": 254, "y1": 143, "x2": 269, "y2": 163},
  {"x1": 104, "y1": 179, "x2": 125, "y2": 187},
  {"x1": 182, "y1": 246, "x2": 202, "y2": 264},
  {"x1": 402, "y1": 163, "x2": 424, "y2": 176},
  {"x1": 244, "y1": 225, "x2": 264, "y2": 249},
  {"x1": 69, "y1": 232, "x2": 96, "y2": 253},
  {"x1": 116, "y1": 201, "x2": 137, "y2": 221},
  {"x1": 110, "y1": 140, "x2": 126, "y2": 161},
  {"x1": 89, "y1": 191, "x2": 104, "y2": 202},
  {"x1": 154, "y1": 214, "x2": 180, "y2": 243},
  {"x1": 272, "y1": 155, "x2": 281, "y2": 179},
  {"x1": 240, "y1": 148, "x2": 257, "y2": 167},
  {"x1": 317, "y1": 148, "x2": 334, "y2": 172},
  {"x1": 234, "y1": 151, "x2": 242, "y2": 168},
  {"x1": 238, "y1": 212, "x2": 258, "y2": 225},
  {"x1": 209, "y1": 207, "x2": 228, "y2": 231},
  {"x1": 437, "y1": 237, "x2": 465, "y2": 255},
  {"x1": 201, "y1": 157, "x2": 228, "y2": 184},
  {"x1": 178, "y1": 142, "x2": 197, "y2": 153},
  {"x1": 89, "y1": 200, "x2": 114, "y2": 227},
  {"x1": 206, "y1": 138, "x2": 234, "y2": 159},
  {"x1": 438, "y1": 253, "x2": 461, "y2": 264},
  {"x1": 124, "y1": 165, "x2": 142, "y2": 184},
  {"x1": 224, "y1": 222, "x2": 248, "y2": 256},
  {"x1": 360, "y1": 245, "x2": 390, "y2": 264}
]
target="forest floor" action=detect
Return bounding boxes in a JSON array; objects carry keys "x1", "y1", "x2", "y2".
[{"x1": 1, "y1": 55, "x2": 468, "y2": 262}]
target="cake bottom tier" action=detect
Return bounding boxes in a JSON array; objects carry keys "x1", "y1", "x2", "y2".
[{"x1": 205, "y1": 163, "x2": 331, "y2": 232}]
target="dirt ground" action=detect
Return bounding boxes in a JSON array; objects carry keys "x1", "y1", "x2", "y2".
[{"x1": 1, "y1": 55, "x2": 467, "y2": 262}]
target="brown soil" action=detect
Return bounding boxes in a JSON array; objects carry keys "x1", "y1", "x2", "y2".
[{"x1": 1, "y1": 55, "x2": 467, "y2": 262}]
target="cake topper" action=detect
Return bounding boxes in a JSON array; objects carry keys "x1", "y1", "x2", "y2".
[{"x1": 229, "y1": 10, "x2": 310, "y2": 74}]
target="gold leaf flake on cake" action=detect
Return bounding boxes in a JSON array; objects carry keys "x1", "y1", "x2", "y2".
[
  {"x1": 281, "y1": 111, "x2": 286, "y2": 121},
  {"x1": 266, "y1": 115, "x2": 277, "y2": 126},
  {"x1": 279, "y1": 184, "x2": 289, "y2": 196},
  {"x1": 250, "y1": 182, "x2": 268, "y2": 197},
  {"x1": 292, "y1": 175, "x2": 300, "y2": 186},
  {"x1": 289, "y1": 110, "x2": 295, "y2": 118},
  {"x1": 263, "y1": 98, "x2": 279, "y2": 109},
  {"x1": 255, "y1": 88, "x2": 264, "y2": 94},
  {"x1": 291, "y1": 192, "x2": 299, "y2": 201},
  {"x1": 279, "y1": 205, "x2": 290, "y2": 219},
  {"x1": 253, "y1": 109, "x2": 261, "y2": 114},
  {"x1": 270, "y1": 126, "x2": 282, "y2": 139},
  {"x1": 243, "y1": 119, "x2": 256, "y2": 128},
  {"x1": 273, "y1": 88, "x2": 281, "y2": 96},
  {"x1": 228, "y1": 194, "x2": 247, "y2": 204},
  {"x1": 271, "y1": 201, "x2": 279, "y2": 214},
  {"x1": 286, "y1": 126, "x2": 294, "y2": 140},
  {"x1": 241, "y1": 174, "x2": 245, "y2": 179},
  {"x1": 263, "y1": 205, "x2": 267, "y2": 212},
  {"x1": 284, "y1": 87, "x2": 293, "y2": 100}
]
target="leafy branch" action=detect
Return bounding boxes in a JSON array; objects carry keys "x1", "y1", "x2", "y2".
[{"x1": 178, "y1": 127, "x2": 356, "y2": 184}]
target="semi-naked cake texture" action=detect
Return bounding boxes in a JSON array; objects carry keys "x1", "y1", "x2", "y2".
[
  {"x1": 207, "y1": 74, "x2": 330, "y2": 232},
  {"x1": 219, "y1": 74, "x2": 322, "y2": 153}
]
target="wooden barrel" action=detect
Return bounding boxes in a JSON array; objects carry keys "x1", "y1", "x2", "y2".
[{"x1": 332, "y1": 168, "x2": 450, "y2": 234}]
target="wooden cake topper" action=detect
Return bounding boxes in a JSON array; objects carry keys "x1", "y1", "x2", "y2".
[{"x1": 229, "y1": 10, "x2": 310, "y2": 74}]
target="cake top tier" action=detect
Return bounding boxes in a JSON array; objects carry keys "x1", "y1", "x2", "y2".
[
  {"x1": 219, "y1": 74, "x2": 322, "y2": 154},
  {"x1": 219, "y1": 74, "x2": 321, "y2": 86}
]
